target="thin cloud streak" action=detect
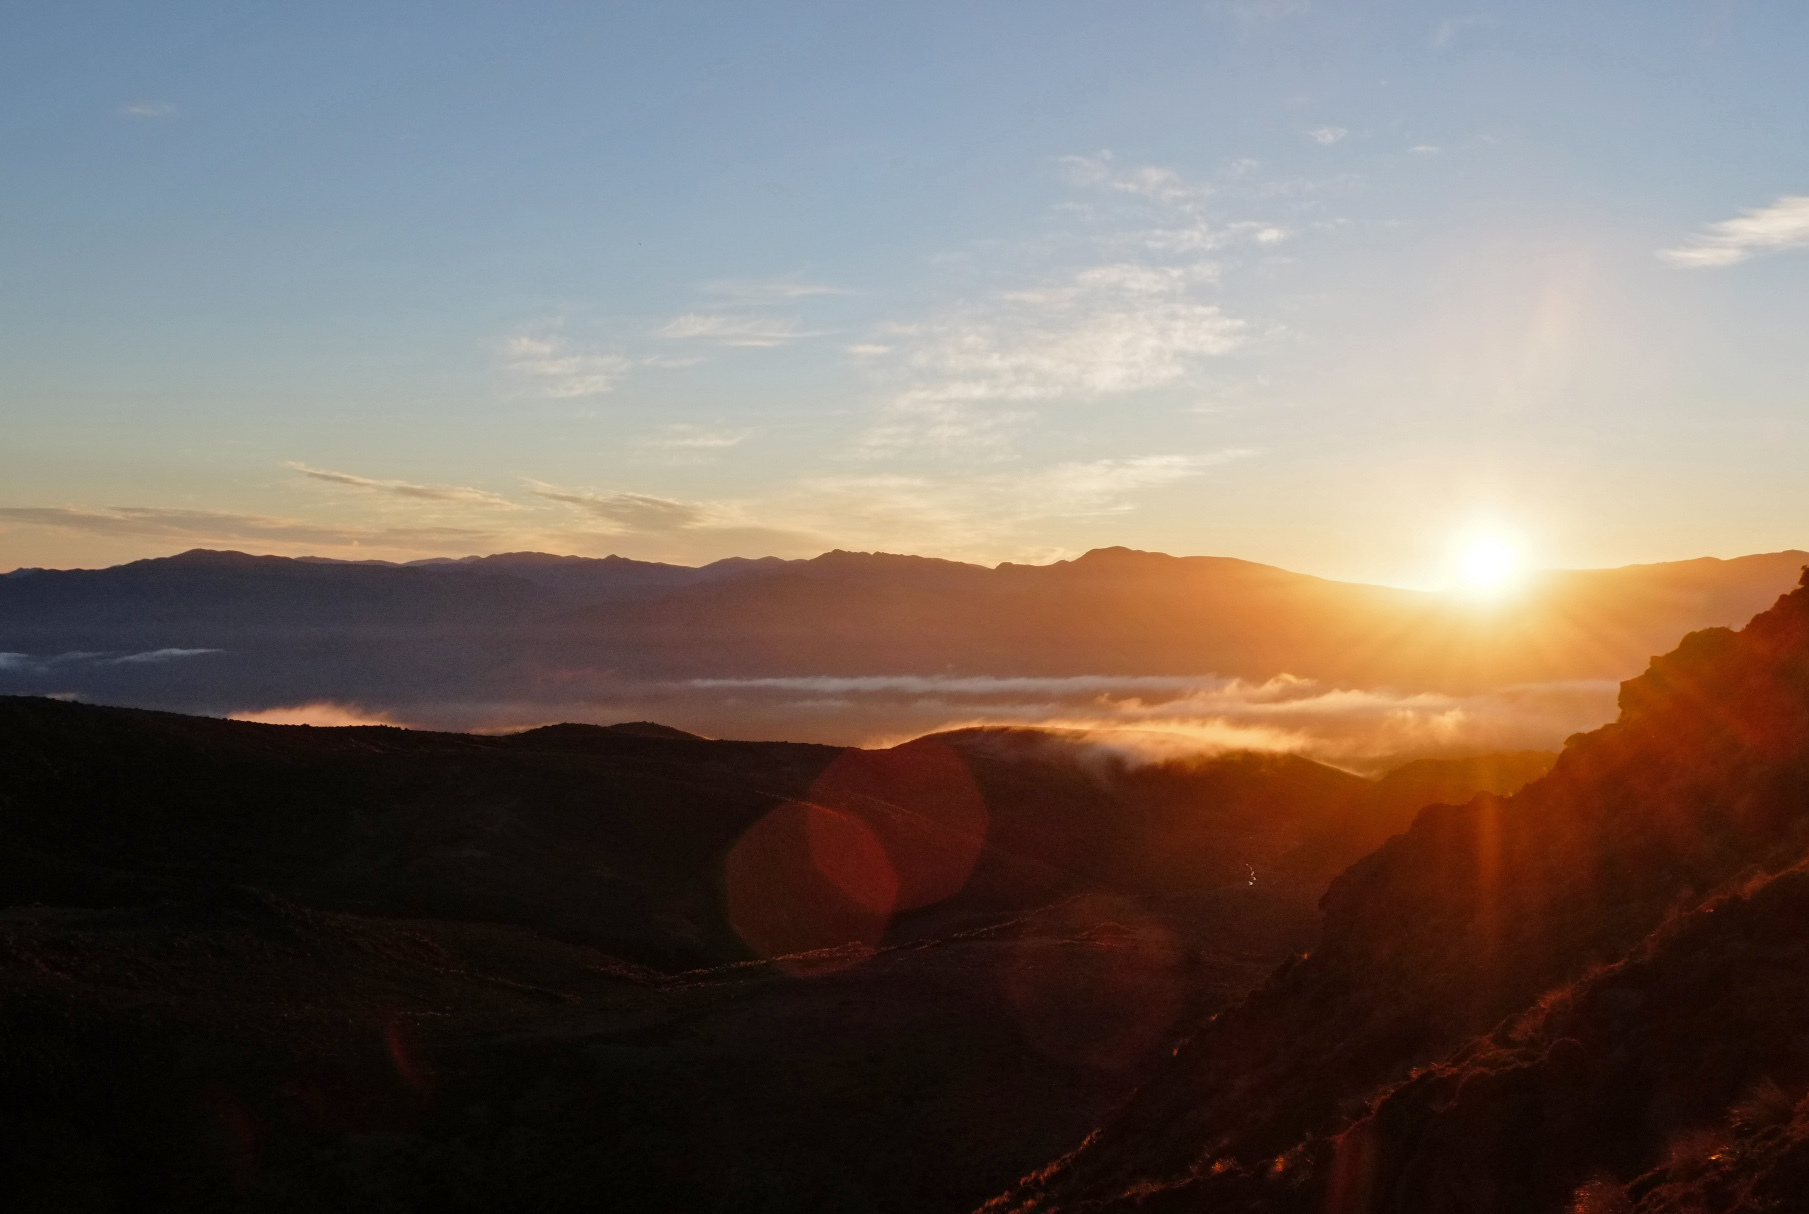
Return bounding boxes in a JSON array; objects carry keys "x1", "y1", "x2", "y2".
[
  {"x1": 530, "y1": 483, "x2": 712, "y2": 532},
  {"x1": 0, "y1": 505, "x2": 496, "y2": 549},
  {"x1": 502, "y1": 334, "x2": 633, "y2": 397},
  {"x1": 1430, "y1": 16, "x2": 1492, "y2": 51},
  {"x1": 1660, "y1": 196, "x2": 1809, "y2": 268},
  {"x1": 0, "y1": 648, "x2": 222, "y2": 674},
  {"x1": 638, "y1": 425, "x2": 752, "y2": 465},
  {"x1": 641, "y1": 425, "x2": 749, "y2": 451},
  {"x1": 1061, "y1": 154, "x2": 1214, "y2": 209},
  {"x1": 1014, "y1": 452, "x2": 1251, "y2": 517},
  {"x1": 656, "y1": 313, "x2": 825, "y2": 347},
  {"x1": 1208, "y1": 0, "x2": 1310, "y2": 26},
  {"x1": 287, "y1": 463, "x2": 519, "y2": 507},
  {"x1": 702, "y1": 278, "x2": 850, "y2": 301},
  {"x1": 785, "y1": 450, "x2": 1252, "y2": 555}
]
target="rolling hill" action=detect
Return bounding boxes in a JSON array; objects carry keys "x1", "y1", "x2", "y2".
[{"x1": 0, "y1": 696, "x2": 1543, "y2": 1212}]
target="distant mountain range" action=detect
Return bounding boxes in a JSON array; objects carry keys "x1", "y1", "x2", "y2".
[
  {"x1": 1, "y1": 545, "x2": 1804, "y2": 751},
  {"x1": 299, "y1": 549, "x2": 794, "y2": 601}
]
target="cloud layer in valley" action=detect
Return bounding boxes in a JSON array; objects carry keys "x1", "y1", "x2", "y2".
[
  {"x1": 248, "y1": 672, "x2": 1616, "y2": 772},
  {"x1": 670, "y1": 672, "x2": 1619, "y2": 767},
  {"x1": 229, "y1": 702, "x2": 398, "y2": 727}
]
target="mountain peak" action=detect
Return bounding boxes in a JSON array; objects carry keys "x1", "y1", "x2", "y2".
[{"x1": 1073, "y1": 546, "x2": 1166, "y2": 562}]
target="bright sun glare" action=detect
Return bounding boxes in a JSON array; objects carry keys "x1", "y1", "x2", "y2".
[{"x1": 1456, "y1": 535, "x2": 1523, "y2": 595}]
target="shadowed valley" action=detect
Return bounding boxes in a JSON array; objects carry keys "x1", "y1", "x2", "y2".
[{"x1": 0, "y1": 695, "x2": 1543, "y2": 1212}]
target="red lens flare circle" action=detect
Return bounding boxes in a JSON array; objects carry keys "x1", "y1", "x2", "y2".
[{"x1": 724, "y1": 801, "x2": 898, "y2": 972}]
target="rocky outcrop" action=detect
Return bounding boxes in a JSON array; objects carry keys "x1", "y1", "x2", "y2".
[{"x1": 986, "y1": 568, "x2": 1809, "y2": 1213}]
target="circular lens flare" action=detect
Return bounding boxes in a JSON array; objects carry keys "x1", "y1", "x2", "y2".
[{"x1": 724, "y1": 801, "x2": 897, "y2": 973}]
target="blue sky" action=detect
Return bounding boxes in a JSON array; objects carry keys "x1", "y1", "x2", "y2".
[{"x1": 3, "y1": 0, "x2": 1807, "y2": 585}]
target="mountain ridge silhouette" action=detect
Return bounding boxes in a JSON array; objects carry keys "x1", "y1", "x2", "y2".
[{"x1": 3, "y1": 547, "x2": 1803, "y2": 746}]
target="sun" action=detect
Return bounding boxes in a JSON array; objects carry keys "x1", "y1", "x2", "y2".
[{"x1": 1456, "y1": 534, "x2": 1523, "y2": 594}]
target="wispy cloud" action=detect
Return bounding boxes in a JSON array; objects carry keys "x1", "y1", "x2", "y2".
[
  {"x1": 530, "y1": 484, "x2": 712, "y2": 532},
  {"x1": 0, "y1": 505, "x2": 494, "y2": 550},
  {"x1": 1061, "y1": 153, "x2": 1290, "y2": 255},
  {"x1": 1, "y1": 489, "x2": 827, "y2": 566},
  {"x1": 120, "y1": 100, "x2": 177, "y2": 118},
  {"x1": 502, "y1": 334, "x2": 633, "y2": 397},
  {"x1": 643, "y1": 425, "x2": 747, "y2": 450},
  {"x1": 113, "y1": 647, "x2": 222, "y2": 664},
  {"x1": 1659, "y1": 196, "x2": 1809, "y2": 268},
  {"x1": 0, "y1": 648, "x2": 222, "y2": 675},
  {"x1": 524, "y1": 482, "x2": 829, "y2": 560},
  {"x1": 702, "y1": 277, "x2": 849, "y2": 301},
  {"x1": 1208, "y1": 0, "x2": 1310, "y2": 25},
  {"x1": 851, "y1": 154, "x2": 1272, "y2": 456},
  {"x1": 1018, "y1": 452, "x2": 1250, "y2": 513},
  {"x1": 1308, "y1": 126, "x2": 1348, "y2": 145},
  {"x1": 286, "y1": 462, "x2": 518, "y2": 507},
  {"x1": 780, "y1": 450, "x2": 1252, "y2": 556},
  {"x1": 1430, "y1": 15, "x2": 1492, "y2": 51},
  {"x1": 862, "y1": 264, "x2": 1244, "y2": 452},
  {"x1": 655, "y1": 313, "x2": 824, "y2": 347},
  {"x1": 1061, "y1": 154, "x2": 1214, "y2": 209},
  {"x1": 637, "y1": 425, "x2": 751, "y2": 464}
]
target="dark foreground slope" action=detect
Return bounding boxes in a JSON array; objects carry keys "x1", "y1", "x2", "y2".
[
  {"x1": 985, "y1": 571, "x2": 1809, "y2": 1214},
  {"x1": 0, "y1": 699, "x2": 1543, "y2": 1213},
  {"x1": 0, "y1": 703, "x2": 1453, "y2": 968},
  {"x1": 0, "y1": 699, "x2": 845, "y2": 968}
]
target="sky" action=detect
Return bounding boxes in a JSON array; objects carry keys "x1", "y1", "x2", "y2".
[{"x1": 3, "y1": 0, "x2": 1807, "y2": 588}]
